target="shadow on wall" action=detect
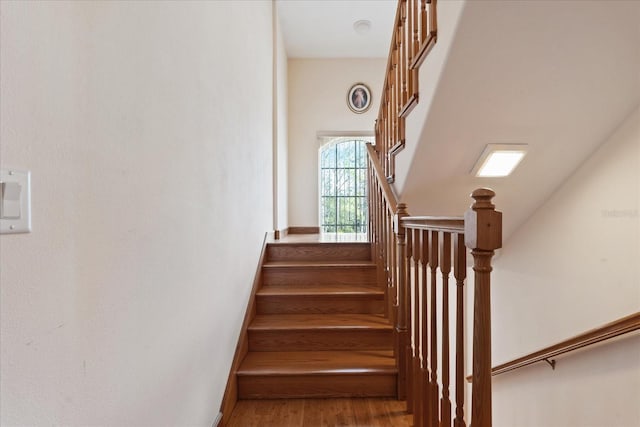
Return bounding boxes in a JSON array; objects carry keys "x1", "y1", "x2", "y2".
[{"x1": 492, "y1": 333, "x2": 640, "y2": 427}]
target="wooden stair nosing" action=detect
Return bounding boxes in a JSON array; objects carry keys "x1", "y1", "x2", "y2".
[
  {"x1": 262, "y1": 267, "x2": 377, "y2": 286},
  {"x1": 256, "y1": 283, "x2": 384, "y2": 297},
  {"x1": 248, "y1": 331, "x2": 393, "y2": 352},
  {"x1": 237, "y1": 350, "x2": 397, "y2": 376},
  {"x1": 248, "y1": 313, "x2": 392, "y2": 331},
  {"x1": 237, "y1": 350, "x2": 397, "y2": 398},
  {"x1": 237, "y1": 374, "x2": 397, "y2": 399},
  {"x1": 266, "y1": 241, "x2": 371, "y2": 247},
  {"x1": 262, "y1": 261, "x2": 376, "y2": 269},
  {"x1": 255, "y1": 289, "x2": 385, "y2": 315}
]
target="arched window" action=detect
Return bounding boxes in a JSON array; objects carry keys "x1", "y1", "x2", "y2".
[{"x1": 319, "y1": 137, "x2": 370, "y2": 236}]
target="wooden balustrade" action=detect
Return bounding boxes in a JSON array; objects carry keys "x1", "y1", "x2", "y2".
[
  {"x1": 376, "y1": 0, "x2": 437, "y2": 182},
  {"x1": 367, "y1": 143, "x2": 502, "y2": 427},
  {"x1": 371, "y1": 2, "x2": 501, "y2": 424}
]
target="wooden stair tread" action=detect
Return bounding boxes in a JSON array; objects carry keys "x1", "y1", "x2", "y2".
[
  {"x1": 257, "y1": 283, "x2": 383, "y2": 296},
  {"x1": 231, "y1": 237, "x2": 396, "y2": 401},
  {"x1": 263, "y1": 261, "x2": 375, "y2": 268},
  {"x1": 267, "y1": 241, "x2": 370, "y2": 247},
  {"x1": 238, "y1": 350, "x2": 396, "y2": 376},
  {"x1": 249, "y1": 314, "x2": 392, "y2": 330}
]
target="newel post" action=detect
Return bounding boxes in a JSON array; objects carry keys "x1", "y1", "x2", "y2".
[
  {"x1": 394, "y1": 203, "x2": 409, "y2": 399},
  {"x1": 464, "y1": 188, "x2": 502, "y2": 427}
]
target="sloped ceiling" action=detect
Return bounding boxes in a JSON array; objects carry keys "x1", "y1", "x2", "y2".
[{"x1": 395, "y1": 0, "x2": 640, "y2": 238}]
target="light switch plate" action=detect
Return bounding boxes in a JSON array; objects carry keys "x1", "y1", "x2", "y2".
[{"x1": 0, "y1": 169, "x2": 31, "y2": 234}]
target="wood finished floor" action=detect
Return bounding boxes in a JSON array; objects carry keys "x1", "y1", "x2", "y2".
[{"x1": 226, "y1": 398, "x2": 412, "y2": 427}]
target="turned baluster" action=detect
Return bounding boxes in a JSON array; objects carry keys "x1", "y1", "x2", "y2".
[
  {"x1": 380, "y1": 193, "x2": 389, "y2": 317},
  {"x1": 420, "y1": 0, "x2": 427, "y2": 45},
  {"x1": 394, "y1": 203, "x2": 409, "y2": 399},
  {"x1": 368, "y1": 156, "x2": 373, "y2": 247},
  {"x1": 384, "y1": 100, "x2": 394, "y2": 171},
  {"x1": 412, "y1": 0, "x2": 420, "y2": 60},
  {"x1": 399, "y1": 0, "x2": 408, "y2": 107},
  {"x1": 421, "y1": 229, "x2": 431, "y2": 427},
  {"x1": 411, "y1": 228, "x2": 422, "y2": 423},
  {"x1": 410, "y1": 0, "x2": 420, "y2": 97},
  {"x1": 465, "y1": 189, "x2": 502, "y2": 427},
  {"x1": 429, "y1": 230, "x2": 439, "y2": 427},
  {"x1": 391, "y1": 55, "x2": 397, "y2": 158},
  {"x1": 453, "y1": 233, "x2": 467, "y2": 427},
  {"x1": 440, "y1": 232, "x2": 452, "y2": 427},
  {"x1": 383, "y1": 197, "x2": 391, "y2": 318},
  {"x1": 394, "y1": 25, "x2": 401, "y2": 134},
  {"x1": 406, "y1": 225, "x2": 414, "y2": 413},
  {"x1": 389, "y1": 208, "x2": 398, "y2": 327},
  {"x1": 429, "y1": 0, "x2": 438, "y2": 38},
  {"x1": 391, "y1": 209, "x2": 398, "y2": 313},
  {"x1": 406, "y1": 0, "x2": 414, "y2": 94}
]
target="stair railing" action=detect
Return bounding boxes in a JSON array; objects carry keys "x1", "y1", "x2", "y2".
[
  {"x1": 377, "y1": 0, "x2": 437, "y2": 182},
  {"x1": 367, "y1": 144, "x2": 502, "y2": 427}
]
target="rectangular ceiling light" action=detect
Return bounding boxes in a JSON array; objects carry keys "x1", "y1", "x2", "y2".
[{"x1": 472, "y1": 144, "x2": 528, "y2": 177}]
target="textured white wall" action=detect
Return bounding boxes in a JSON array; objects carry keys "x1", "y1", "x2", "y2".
[
  {"x1": 0, "y1": 1, "x2": 273, "y2": 426},
  {"x1": 287, "y1": 58, "x2": 385, "y2": 227},
  {"x1": 489, "y1": 107, "x2": 640, "y2": 426},
  {"x1": 275, "y1": 12, "x2": 289, "y2": 232}
]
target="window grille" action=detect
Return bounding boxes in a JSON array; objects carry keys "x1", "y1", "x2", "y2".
[{"x1": 319, "y1": 138, "x2": 369, "y2": 235}]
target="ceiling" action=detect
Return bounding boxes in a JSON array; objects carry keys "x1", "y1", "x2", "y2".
[
  {"x1": 276, "y1": 0, "x2": 639, "y2": 240},
  {"x1": 276, "y1": 0, "x2": 396, "y2": 58},
  {"x1": 395, "y1": 0, "x2": 640, "y2": 238}
]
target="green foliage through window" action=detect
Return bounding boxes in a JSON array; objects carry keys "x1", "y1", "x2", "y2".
[{"x1": 320, "y1": 138, "x2": 370, "y2": 234}]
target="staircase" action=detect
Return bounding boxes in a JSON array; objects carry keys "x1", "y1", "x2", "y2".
[{"x1": 236, "y1": 240, "x2": 397, "y2": 399}]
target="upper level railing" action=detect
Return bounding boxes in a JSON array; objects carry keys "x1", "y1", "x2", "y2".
[
  {"x1": 376, "y1": 0, "x2": 437, "y2": 182},
  {"x1": 367, "y1": 143, "x2": 502, "y2": 427}
]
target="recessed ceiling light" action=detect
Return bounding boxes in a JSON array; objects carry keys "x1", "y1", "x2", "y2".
[
  {"x1": 472, "y1": 144, "x2": 528, "y2": 177},
  {"x1": 353, "y1": 20, "x2": 372, "y2": 35}
]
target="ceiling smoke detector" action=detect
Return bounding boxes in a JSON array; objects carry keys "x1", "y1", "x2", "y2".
[{"x1": 353, "y1": 20, "x2": 372, "y2": 35}]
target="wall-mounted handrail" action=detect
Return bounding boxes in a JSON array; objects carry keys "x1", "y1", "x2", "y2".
[{"x1": 467, "y1": 312, "x2": 640, "y2": 382}]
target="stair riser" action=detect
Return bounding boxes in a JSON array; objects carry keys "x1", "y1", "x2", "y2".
[
  {"x1": 256, "y1": 295, "x2": 384, "y2": 314},
  {"x1": 262, "y1": 267, "x2": 376, "y2": 286},
  {"x1": 238, "y1": 374, "x2": 396, "y2": 399},
  {"x1": 266, "y1": 243, "x2": 371, "y2": 262},
  {"x1": 248, "y1": 329, "x2": 393, "y2": 351}
]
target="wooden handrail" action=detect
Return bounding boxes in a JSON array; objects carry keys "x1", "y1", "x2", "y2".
[
  {"x1": 401, "y1": 216, "x2": 464, "y2": 233},
  {"x1": 368, "y1": 136, "x2": 501, "y2": 426},
  {"x1": 366, "y1": 144, "x2": 399, "y2": 213},
  {"x1": 467, "y1": 312, "x2": 640, "y2": 382},
  {"x1": 371, "y1": 2, "x2": 504, "y2": 425}
]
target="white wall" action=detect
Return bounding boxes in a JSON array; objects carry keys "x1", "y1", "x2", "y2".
[
  {"x1": 0, "y1": 2, "x2": 273, "y2": 426},
  {"x1": 275, "y1": 10, "x2": 289, "y2": 233},
  {"x1": 489, "y1": 107, "x2": 640, "y2": 426},
  {"x1": 287, "y1": 58, "x2": 385, "y2": 227}
]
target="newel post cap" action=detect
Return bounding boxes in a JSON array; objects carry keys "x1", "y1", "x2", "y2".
[{"x1": 464, "y1": 188, "x2": 503, "y2": 251}]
